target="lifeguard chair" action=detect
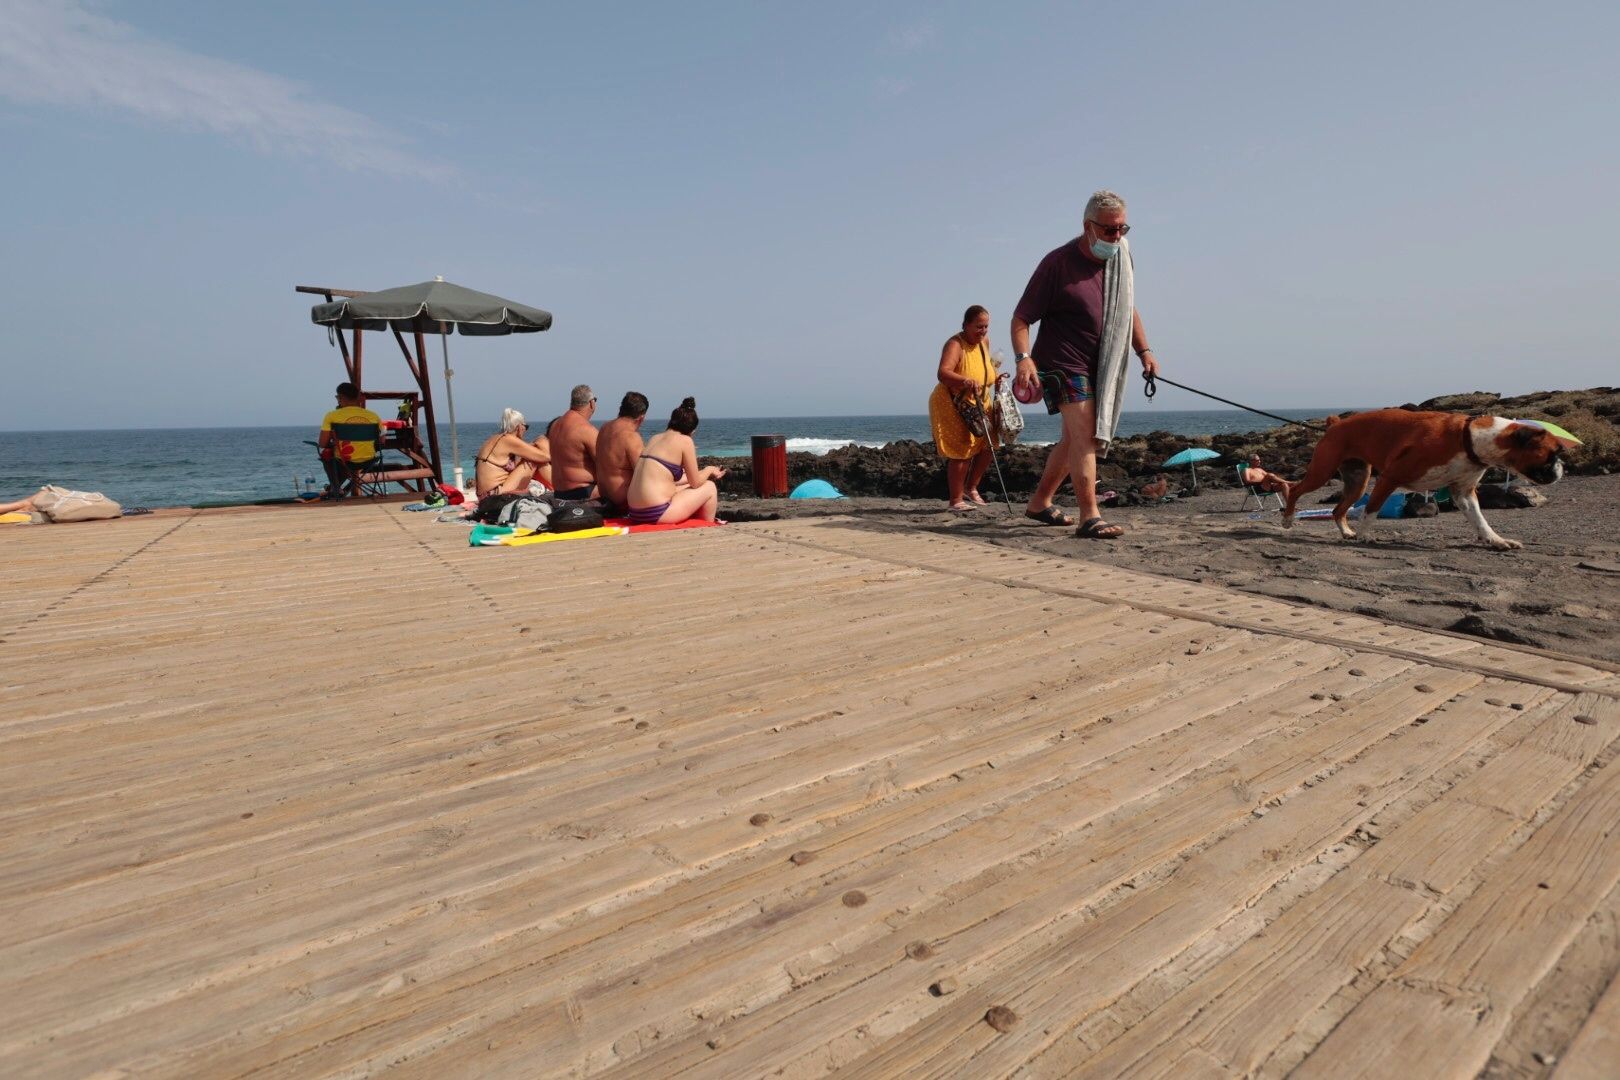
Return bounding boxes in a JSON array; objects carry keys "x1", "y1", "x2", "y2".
[{"x1": 296, "y1": 285, "x2": 442, "y2": 495}]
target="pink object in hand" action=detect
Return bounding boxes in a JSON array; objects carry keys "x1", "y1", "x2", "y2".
[{"x1": 1013, "y1": 378, "x2": 1041, "y2": 404}]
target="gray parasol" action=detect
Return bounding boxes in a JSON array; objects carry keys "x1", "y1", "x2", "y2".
[{"x1": 311, "y1": 277, "x2": 552, "y2": 488}]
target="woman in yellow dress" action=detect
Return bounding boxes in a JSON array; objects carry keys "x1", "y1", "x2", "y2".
[{"x1": 928, "y1": 304, "x2": 998, "y2": 511}]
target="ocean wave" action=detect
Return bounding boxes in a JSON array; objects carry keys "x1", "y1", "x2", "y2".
[{"x1": 785, "y1": 437, "x2": 888, "y2": 455}]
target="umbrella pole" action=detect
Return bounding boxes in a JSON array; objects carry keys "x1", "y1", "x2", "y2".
[{"x1": 440, "y1": 326, "x2": 463, "y2": 491}]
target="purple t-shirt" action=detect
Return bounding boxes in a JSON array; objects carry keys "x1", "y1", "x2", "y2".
[{"x1": 1014, "y1": 238, "x2": 1106, "y2": 378}]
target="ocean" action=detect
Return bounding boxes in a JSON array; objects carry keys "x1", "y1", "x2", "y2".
[{"x1": 0, "y1": 408, "x2": 1346, "y2": 509}]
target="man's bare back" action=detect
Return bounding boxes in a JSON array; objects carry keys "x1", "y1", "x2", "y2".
[
  {"x1": 548, "y1": 410, "x2": 598, "y2": 496},
  {"x1": 595, "y1": 416, "x2": 645, "y2": 511}
]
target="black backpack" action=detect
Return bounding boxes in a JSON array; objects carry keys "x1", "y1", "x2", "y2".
[
  {"x1": 548, "y1": 504, "x2": 605, "y2": 532},
  {"x1": 472, "y1": 492, "x2": 526, "y2": 523}
]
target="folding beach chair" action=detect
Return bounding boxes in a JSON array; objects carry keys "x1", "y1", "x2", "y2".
[
  {"x1": 317, "y1": 421, "x2": 385, "y2": 498},
  {"x1": 1237, "y1": 464, "x2": 1284, "y2": 512}
]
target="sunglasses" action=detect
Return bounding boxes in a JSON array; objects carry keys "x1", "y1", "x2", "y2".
[{"x1": 1089, "y1": 221, "x2": 1131, "y2": 238}]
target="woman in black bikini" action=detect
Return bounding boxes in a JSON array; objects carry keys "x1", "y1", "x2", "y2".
[
  {"x1": 473, "y1": 408, "x2": 552, "y2": 498},
  {"x1": 625, "y1": 397, "x2": 726, "y2": 524}
]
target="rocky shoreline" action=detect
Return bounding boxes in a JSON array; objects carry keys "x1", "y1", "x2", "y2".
[{"x1": 704, "y1": 386, "x2": 1619, "y2": 501}]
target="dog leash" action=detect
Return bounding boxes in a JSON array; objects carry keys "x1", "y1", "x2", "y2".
[{"x1": 1142, "y1": 371, "x2": 1328, "y2": 432}]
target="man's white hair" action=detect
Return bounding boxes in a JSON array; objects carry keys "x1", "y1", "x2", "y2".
[
  {"x1": 1084, "y1": 189, "x2": 1127, "y2": 221},
  {"x1": 499, "y1": 407, "x2": 526, "y2": 434}
]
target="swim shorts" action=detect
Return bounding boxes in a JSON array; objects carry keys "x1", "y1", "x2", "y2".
[{"x1": 1039, "y1": 368, "x2": 1092, "y2": 415}]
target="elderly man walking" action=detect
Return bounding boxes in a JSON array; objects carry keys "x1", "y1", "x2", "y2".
[{"x1": 1013, "y1": 190, "x2": 1163, "y2": 539}]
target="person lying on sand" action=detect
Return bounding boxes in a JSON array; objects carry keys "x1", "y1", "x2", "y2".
[
  {"x1": 625, "y1": 397, "x2": 726, "y2": 525},
  {"x1": 474, "y1": 408, "x2": 552, "y2": 498},
  {"x1": 0, "y1": 489, "x2": 46, "y2": 515}
]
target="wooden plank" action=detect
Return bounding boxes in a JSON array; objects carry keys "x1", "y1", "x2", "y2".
[
  {"x1": 5, "y1": 508, "x2": 1616, "y2": 1078},
  {"x1": 576, "y1": 660, "x2": 1455, "y2": 1078},
  {"x1": 1556, "y1": 969, "x2": 1620, "y2": 1080},
  {"x1": 824, "y1": 672, "x2": 1502, "y2": 1079},
  {"x1": 22, "y1": 628, "x2": 1315, "y2": 1075},
  {"x1": 1295, "y1": 693, "x2": 1620, "y2": 1078},
  {"x1": 1019, "y1": 688, "x2": 1591, "y2": 1077}
]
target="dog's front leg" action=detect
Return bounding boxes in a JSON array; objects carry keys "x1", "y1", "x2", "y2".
[{"x1": 1455, "y1": 486, "x2": 1521, "y2": 550}]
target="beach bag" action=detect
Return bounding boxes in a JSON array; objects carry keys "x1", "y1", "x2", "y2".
[
  {"x1": 472, "y1": 492, "x2": 522, "y2": 523},
  {"x1": 952, "y1": 389, "x2": 989, "y2": 438},
  {"x1": 548, "y1": 504, "x2": 604, "y2": 532},
  {"x1": 991, "y1": 376, "x2": 1024, "y2": 442},
  {"x1": 31, "y1": 485, "x2": 121, "y2": 523}
]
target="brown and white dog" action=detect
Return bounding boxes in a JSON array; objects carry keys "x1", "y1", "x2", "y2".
[{"x1": 1281, "y1": 409, "x2": 1568, "y2": 550}]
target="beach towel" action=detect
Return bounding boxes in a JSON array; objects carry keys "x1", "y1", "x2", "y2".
[
  {"x1": 607, "y1": 518, "x2": 724, "y2": 533},
  {"x1": 1092, "y1": 238, "x2": 1135, "y2": 451},
  {"x1": 1295, "y1": 494, "x2": 1369, "y2": 521},
  {"x1": 501, "y1": 526, "x2": 627, "y2": 546}
]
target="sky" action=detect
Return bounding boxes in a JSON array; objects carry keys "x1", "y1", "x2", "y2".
[{"x1": 1, "y1": 0, "x2": 1616, "y2": 430}]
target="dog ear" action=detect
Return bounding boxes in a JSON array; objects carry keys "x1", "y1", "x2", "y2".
[{"x1": 1510, "y1": 424, "x2": 1540, "y2": 447}]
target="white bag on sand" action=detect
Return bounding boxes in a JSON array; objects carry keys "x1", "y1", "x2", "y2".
[{"x1": 31, "y1": 485, "x2": 122, "y2": 523}]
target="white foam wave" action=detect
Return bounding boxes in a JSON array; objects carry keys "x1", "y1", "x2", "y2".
[{"x1": 785, "y1": 437, "x2": 888, "y2": 455}]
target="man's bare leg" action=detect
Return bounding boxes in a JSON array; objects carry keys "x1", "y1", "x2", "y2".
[
  {"x1": 0, "y1": 489, "x2": 45, "y2": 515},
  {"x1": 1026, "y1": 435, "x2": 1071, "y2": 515},
  {"x1": 1059, "y1": 398, "x2": 1104, "y2": 526}
]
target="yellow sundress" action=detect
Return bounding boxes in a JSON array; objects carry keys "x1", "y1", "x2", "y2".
[{"x1": 928, "y1": 337, "x2": 997, "y2": 460}]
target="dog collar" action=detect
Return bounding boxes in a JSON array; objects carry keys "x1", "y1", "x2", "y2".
[{"x1": 1462, "y1": 415, "x2": 1487, "y2": 467}]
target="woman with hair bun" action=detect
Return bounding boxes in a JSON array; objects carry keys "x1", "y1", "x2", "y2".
[
  {"x1": 624, "y1": 396, "x2": 727, "y2": 524},
  {"x1": 473, "y1": 407, "x2": 552, "y2": 497}
]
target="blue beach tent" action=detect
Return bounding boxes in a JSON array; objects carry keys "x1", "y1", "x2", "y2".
[{"x1": 790, "y1": 479, "x2": 845, "y2": 499}]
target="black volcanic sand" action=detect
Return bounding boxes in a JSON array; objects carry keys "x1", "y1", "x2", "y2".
[
  {"x1": 718, "y1": 475, "x2": 1620, "y2": 664},
  {"x1": 707, "y1": 386, "x2": 1620, "y2": 665}
]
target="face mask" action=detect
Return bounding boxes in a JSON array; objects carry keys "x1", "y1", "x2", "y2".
[{"x1": 1089, "y1": 236, "x2": 1120, "y2": 260}]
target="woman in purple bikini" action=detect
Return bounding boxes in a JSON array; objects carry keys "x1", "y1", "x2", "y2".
[{"x1": 625, "y1": 397, "x2": 727, "y2": 525}]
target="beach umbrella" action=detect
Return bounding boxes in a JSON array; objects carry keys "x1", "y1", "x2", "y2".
[
  {"x1": 1162, "y1": 447, "x2": 1222, "y2": 492},
  {"x1": 310, "y1": 277, "x2": 552, "y2": 489}
]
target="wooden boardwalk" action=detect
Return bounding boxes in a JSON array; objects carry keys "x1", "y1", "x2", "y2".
[{"x1": 3, "y1": 506, "x2": 1619, "y2": 1078}]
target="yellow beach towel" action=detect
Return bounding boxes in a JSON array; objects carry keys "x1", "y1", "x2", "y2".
[
  {"x1": 501, "y1": 525, "x2": 628, "y2": 547},
  {"x1": 1, "y1": 512, "x2": 33, "y2": 525}
]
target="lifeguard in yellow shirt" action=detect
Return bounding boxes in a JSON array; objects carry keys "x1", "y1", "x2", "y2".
[{"x1": 318, "y1": 382, "x2": 382, "y2": 498}]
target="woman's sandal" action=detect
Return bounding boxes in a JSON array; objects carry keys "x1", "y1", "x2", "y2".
[
  {"x1": 966, "y1": 490, "x2": 988, "y2": 505},
  {"x1": 1024, "y1": 506, "x2": 1074, "y2": 527},
  {"x1": 948, "y1": 501, "x2": 978, "y2": 513},
  {"x1": 1075, "y1": 516, "x2": 1125, "y2": 540}
]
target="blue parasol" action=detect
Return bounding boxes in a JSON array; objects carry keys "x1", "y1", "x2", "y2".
[{"x1": 1162, "y1": 447, "x2": 1222, "y2": 491}]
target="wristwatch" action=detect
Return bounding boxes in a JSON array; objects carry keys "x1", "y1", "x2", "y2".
[{"x1": 1015, "y1": 352, "x2": 1032, "y2": 362}]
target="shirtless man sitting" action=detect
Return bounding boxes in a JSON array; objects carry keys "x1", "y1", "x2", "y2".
[
  {"x1": 1242, "y1": 453, "x2": 1289, "y2": 494},
  {"x1": 546, "y1": 384, "x2": 599, "y2": 501},
  {"x1": 594, "y1": 391, "x2": 649, "y2": 515}
]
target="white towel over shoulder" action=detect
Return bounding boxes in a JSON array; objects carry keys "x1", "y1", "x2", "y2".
[{"x1": 1092, "y1": 238, "x2": 1134, "y2": 452}]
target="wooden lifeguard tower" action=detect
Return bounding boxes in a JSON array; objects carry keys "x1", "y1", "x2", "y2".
[{"x1": 296, "y1": 284, "x2": 443, "y2": 494}]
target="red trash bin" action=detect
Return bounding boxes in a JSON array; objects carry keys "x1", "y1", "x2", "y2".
[{"x1": 751, "y1": 434, "x2": 788, "y2": 497}]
